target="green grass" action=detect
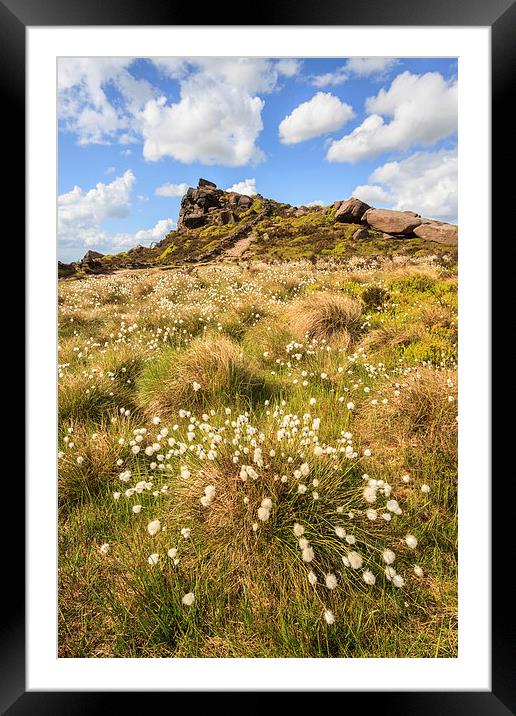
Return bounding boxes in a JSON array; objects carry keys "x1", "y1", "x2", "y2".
[{"x1": 58, "y1": 258, "x2": 458, "y2": 658}]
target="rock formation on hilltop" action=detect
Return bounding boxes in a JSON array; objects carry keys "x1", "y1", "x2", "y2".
[
  {"x1": 178, "y1": 179, "x2": 255, "y2": 229},
  {"x1": 59, "y1": 179, "x2": 458, "y2": 277}
]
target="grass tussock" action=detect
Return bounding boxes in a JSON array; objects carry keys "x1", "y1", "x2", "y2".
[
  {"x1": 287, "y1": 292, "x2": 363, "y2": 348},
  {"x1": 136, "y1": 334, "x2": 273, "y2": 419}
]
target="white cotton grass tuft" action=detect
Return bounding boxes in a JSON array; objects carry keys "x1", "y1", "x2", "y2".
[
  {"x1": 405, "y1": 534, "x2": 418, "y2": 549},
  {"x1": 302, "y1": 546, "x2": 314, "y2": 562},
  {"x1": 382, "y1": 549, "x2": 396, "y2": 565},
  {"x1": 293, "y1": 523, "x2": 305, "y2": 537},
  {"x1": 362, "y1": 569, "x2": 376, "y2": 585},
  {"x1": 257, "y1": 506, "x2": 271, "y2": 522},
  {"x1": 308, "y1": 571, "x2": 317, "y2": 586},
  {"x1": 325, "y1": 573, "x2": 338, "y2": 589},
  {"x1": 385, "y1": 566, "x2": 396, "y2": 580},
  {"x1": 99, "y1": 543, "x2": 110, "y2": 555},
  {"x1": 414, "y1": 565, "x2": 424, "y2": 577},
  {"x1": 392, "y1": 574, "x2": 405, "y2": 588},
  {"x1": 182, "y1": 592, "x2": 195, "y2": 606},
  {"x1": 148, "y1": 553, "x2": 159, "y2": 565},
  {"x1": 147, "y1": 519, "x2": 161, "y2": 536},
  {"x1": 347, "y1": 551, "x2": 363, "y2": 569},
  {"x1": 324, "y1": 609, "x2": 335, "y2": 625},
  {"x1": 200, "y1": 484, "x2": 216, "y2": 507},
  {"x1": 334, "y1": 526, "x2": 346, "y2": 539}
]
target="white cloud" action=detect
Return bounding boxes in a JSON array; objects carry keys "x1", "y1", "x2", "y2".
[
  {"x1": 345, "y1": 57, "x2": 399, "y2": 77},
  {"x1": 58, "y1": 170, "x2": 176, "y2": 257},
  {"x1": 310, "y1": 67, "x2": 348, "y2": 88},
  {"x1": 130, "y1": 218, "x2": 176, "y2": 245},
  {"x1": 155, "y1": 182, "x2": 190, "y2": 197},
  {"x1": 140, "y1": 76, "x2": 266, "y2": 165},
  {"x1": 58, "y1": 56, "x2": 301, "y2": 164},
  {"x1": 225, "y1": 178, "x2": 257, "y2": 196},
  {"x1": 276, "y1": 59, "x2": 302, "y2": 77},
  {"x1": 352, "y1": 184, "x2": 391, "y2": 205},
  {"x1": 74, "y1": 218, "x2": 176, "y2": 253},
  {"x1": 310, "y1": 57, "x2": 398, "y2": 87},
  {"x1": 305, "y1": 200, "x2": 325, "y2": 207},
  {"x1": 58, "y1": 59, "x2": 155, "y2": 145},
  {"x1": 58, "y1": 170, "x2": 135, "y2": 236},
  {"x1": 279, "y1": 92, "x2": 355, "y2": 144},
  {"x1": 351, "y1": 148, "x2": 458, "y2": 222},
  {"x1": 327, "y1": 71, "x2": 457, "y2": 163},
  {"x1": 138, "y1": 57, "x2": 303, "y2": 165}
]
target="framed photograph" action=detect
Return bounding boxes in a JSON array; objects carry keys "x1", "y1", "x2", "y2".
[{"x1": 5, "y1": 0, "x2": 511, "y2": 709}]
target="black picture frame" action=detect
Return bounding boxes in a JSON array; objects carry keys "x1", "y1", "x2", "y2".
[{"x1": 5, "y1": 0, "x2": 511, "y2": 710}]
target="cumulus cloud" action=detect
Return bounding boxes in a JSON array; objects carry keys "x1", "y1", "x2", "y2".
[
  {"x1": 327, "y1": 71, "x2": 457, "y2": 163},
  {"x1": 58, "y1": 59, "x2": 155, "y2": 145},
  {"x1": 140, "y1": 76, "x2": 266, "y2": 165},
  {"x1": 64, "y1": 218, "x2": 176, "y2": 256},
  {"x1": 276, "y1": 59, "x2": 302, "y2": 77},
  {"x1": 279, "y1": 92, "x2": 355, "y2": 144},
  {"x1": 310, "y1": 67, "x2": 348, "y2": 88},
  {"x1": 58, "y1": 56, "x2": 303, "y2": 164},
  {"x1": 352, "y1": 148, "x2": 457, "y2": 222},
  {"x1": 310, "y1": 57, "x2": 398, "y2": 87},
  {"x1": 58, "y1": 170, "x2": 175, "y2": 257},
  {"x1": 225, "y1": 178, "x2": 257, "y2": 195},
  {"x1": 305, "y1": 200, "x2": 325, "y2": 207},
  {"x1": 155, "y1": 182, "x2": 189, "y2": 197},
  {"x1": 351, "y1": 184, "x2": 391, "y2": 205},
  {"x1": 345, "y1": 57, "x2": 399, "y2": 77},
  {"x1": 58, "y1": 170, "x2": 135, "y2": 236}
]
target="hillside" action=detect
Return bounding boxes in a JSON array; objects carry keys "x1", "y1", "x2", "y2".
[{"x1": 59, "y1": 179, "x2": 458, "y2": 277}]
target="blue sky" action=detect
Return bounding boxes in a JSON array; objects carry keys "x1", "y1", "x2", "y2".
[{"x1": 58, "y1": 57, "x2": 458, "y2": 262}]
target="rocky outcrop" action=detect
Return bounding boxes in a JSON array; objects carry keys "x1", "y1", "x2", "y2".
[
  {"x1": 332, "y1": 201, "x2": 458, "y2": 245},
  {"x1": 177, "y1": 179, "x2": 259, "y2": 230},
  {"x1": 362, "y1": 208, "x2": 422, "y2": 235},
  {"x1": 335, "y1": 197, "x2": 370, "y2": 224},
  {"x1": 81, "y1": 250, "x2": 104, "y2": 263},
  {"x1": 196, "y1": 201, "x2": 272, "y2": 263},
  {"x1": 413, "y1": 222, "x2": 458, "y2": 245}
]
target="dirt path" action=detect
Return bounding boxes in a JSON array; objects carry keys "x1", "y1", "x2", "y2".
[
  {"x1": 223, "y1": 231, "x2": 256, "y2": 259},
  {"x1": 197, "y1": 202, "x2": 271, "y2": 262}
]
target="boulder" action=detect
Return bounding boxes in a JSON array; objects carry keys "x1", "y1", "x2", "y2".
[
  {"x1": 352, "y1": 228, "x2": 369, "y2": 241},
  {"x1": 238, "y1": 195, "x2": 252, "y2": 207},
  {"x1": 216, "y1": 209, "x2": 238, "y2": 225},
  {"x1": 182, "y1": 209, "x2": 206, "y2": 229},
  {"x1": 335, "y1": 197, "x2": 371, "y2": 224},
  {"x1": 198, "y1": 178, "x2": 217, "y2": 189},
  {"x1": 363, "y1": 208, "x2": 422, "y2": 235},
  {"x1": 81, "y1": 250, "x2": 104, "y2": 263},
  {"x1": 413, "y1": 222, "x2": 458, "y2": 245},
  {"x1": 226, "y1": 192, "x2": 240, "y2": 206}
]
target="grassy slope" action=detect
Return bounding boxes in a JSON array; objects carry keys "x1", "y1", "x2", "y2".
[
  {"x1": 58, "y1": 258, "x2": 457, "y2": 658},
  {"x1": 63, "y1": 205, "x2": 457, "y2": 277}
]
